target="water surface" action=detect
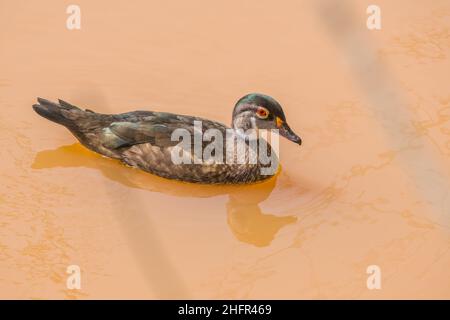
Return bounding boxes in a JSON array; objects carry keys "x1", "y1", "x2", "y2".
[{"x1": 0, "y1": 0, "x2": 449, "y2": 299}]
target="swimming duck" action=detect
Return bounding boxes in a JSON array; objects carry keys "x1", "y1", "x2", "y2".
[{"x1": 32, "y1": 93, "x2": 301, "y2": 184}]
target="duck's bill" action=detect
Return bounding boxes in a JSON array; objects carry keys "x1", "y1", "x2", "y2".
[{"x1": 279, "y1": 122, "x2": 302, "y2": 145}]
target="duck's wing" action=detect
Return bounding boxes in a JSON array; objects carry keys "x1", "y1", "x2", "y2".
[{"x1": 101, "y1": 112, "x2": 228, "y2": 150}]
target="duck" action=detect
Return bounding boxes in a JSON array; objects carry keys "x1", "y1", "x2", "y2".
[{"x1": 32, "y1": 93, "x2": 301, "y2": 184}]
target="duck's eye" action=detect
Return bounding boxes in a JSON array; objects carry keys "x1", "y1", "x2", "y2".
[{"x1": 256, "y1": 107, "x2": 269, "y2": 119}]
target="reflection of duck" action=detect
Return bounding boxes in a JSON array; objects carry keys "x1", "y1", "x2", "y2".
[
  {"x1": 227, "y1": 195, "x2": 297, "y2": 247},
  {"x1": 32, "y1": 143, "x2": 298, "y2": 247},
  {"x1": 32, "y1": 93, "x2": 301, "y2": 184}
]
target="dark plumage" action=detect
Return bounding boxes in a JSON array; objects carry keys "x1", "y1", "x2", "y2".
[{"x1": 32, "y1": 93, "x2": 301, "y2": 184}]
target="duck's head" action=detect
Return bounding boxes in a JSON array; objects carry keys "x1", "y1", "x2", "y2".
[{"x1": 232, "y1": 93, "x2": 302, "y2": 145}]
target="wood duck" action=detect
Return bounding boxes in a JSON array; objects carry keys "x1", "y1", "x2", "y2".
[{"x1": 32, "y1": 93, "x2": 301, "y2": 184}]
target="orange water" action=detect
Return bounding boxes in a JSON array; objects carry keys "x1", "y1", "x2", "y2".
[{"x1": 0, "y1": 0, "x2": 449, "y2": 299}]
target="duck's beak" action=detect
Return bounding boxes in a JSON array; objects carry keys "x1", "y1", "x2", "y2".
[{"x1": 276, "y1": 117, "x2": 302, "y2": 145}]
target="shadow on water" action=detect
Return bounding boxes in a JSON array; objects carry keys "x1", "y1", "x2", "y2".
[{"x1": 32, "y1": 143, "x2": 298, "y2": 248}]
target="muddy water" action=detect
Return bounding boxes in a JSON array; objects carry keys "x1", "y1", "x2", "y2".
[{"x1": 0, "y1": 0, "x2": 449, "y2": 299}]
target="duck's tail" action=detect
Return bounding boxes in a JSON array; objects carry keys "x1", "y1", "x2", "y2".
[{"x1": 32, "y1": 98, "x2": 83, "y2": 129}]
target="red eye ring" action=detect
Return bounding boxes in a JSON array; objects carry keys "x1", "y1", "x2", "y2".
[{"x1": 256, "y1": 107, "x2": 269, "y2": 119}]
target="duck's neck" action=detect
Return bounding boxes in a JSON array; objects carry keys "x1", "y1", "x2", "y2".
[
  {"x1": 232, "y1": 111, "x2": 256, "y2": 131},
  {"x1": 229, "y1": 112, "x2": 278, "y2": 180}
]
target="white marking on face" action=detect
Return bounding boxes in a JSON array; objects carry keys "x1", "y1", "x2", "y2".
[{"x1": 250, "y1": 117, "x2": 257, "y2": 129}]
